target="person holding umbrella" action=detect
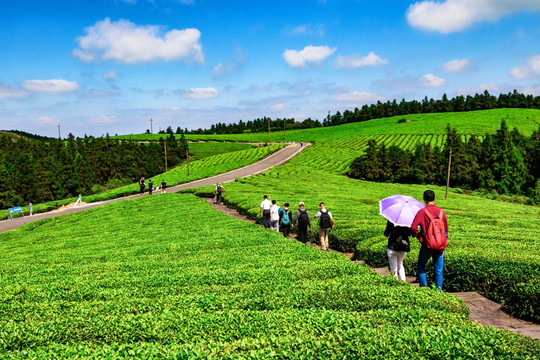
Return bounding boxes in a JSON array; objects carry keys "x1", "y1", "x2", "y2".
[{"x1": 379, "y1": 194, "x2": 425, "y2": 281}]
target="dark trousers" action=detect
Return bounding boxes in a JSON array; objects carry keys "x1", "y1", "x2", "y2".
[
  {"x1": 140, "y1": 186, "x2": 145, "y2": 194},
  {"x1": 262, "y1": 210, "x2": 271, "y2": 228},
  {"x1": 282, "y1": 225, "x2": 291, "y2": 237},
  {"x1": 215, "y1": 192, "x2": 222, "y2": 204},
  {"x1": 297, "y1": 224, "x2": 309, "y2": 243}
]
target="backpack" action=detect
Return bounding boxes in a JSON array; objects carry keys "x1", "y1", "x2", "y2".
[
  {"x1": 423, "y1": 209, "x2": 447, "y2": 251},
  {"x1": 298, "y1": 209, "x2": 310, "y2": 226},
  {"x1": 318, "y1": 211, "x2": 332, "y2": 229},
  {"x1": 393, "y1": 233, "x2": 410, "y2": 252},
  {"x1": 282, "y1": 211, "x2": 290, "y2": 225}
]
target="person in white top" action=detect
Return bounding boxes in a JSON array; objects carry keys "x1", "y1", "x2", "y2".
[
  {"x1": 314, "y1": 202, "x2": 334, "y2": 251},
  {"x1": 259, "y1": 195, "x2": 272, "y2": 228},
  {"x1": 270, "y1": 200, "x2": 281, "y2": 232}
]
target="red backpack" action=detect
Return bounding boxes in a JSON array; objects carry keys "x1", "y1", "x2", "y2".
[{"x1": 423, "y1": 209, "x2": 447, "y2": 251}]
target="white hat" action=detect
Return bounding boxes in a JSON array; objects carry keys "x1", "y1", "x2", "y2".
[{"x1": 299, "y1": 201, "x2": 304, "y2": 206}]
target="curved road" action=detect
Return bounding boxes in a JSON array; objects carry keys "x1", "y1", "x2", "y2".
[{"x1": 0, "y1": 143, "x2": 308, "y2": 234}]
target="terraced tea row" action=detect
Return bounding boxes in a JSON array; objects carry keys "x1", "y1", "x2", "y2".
[{"x1": 1, "y1": 194, "x2": 538, "y2": 357}]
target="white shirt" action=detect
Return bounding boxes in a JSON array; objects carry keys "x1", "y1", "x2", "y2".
[
  {"x1": 270, "y1": 204, "x2": 281, "y2": 221},
  {"x1": 260, "y1": 199, "x2": 272, "y2": 210}
]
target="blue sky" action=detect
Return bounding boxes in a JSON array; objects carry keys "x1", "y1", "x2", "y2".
[{"x1": 1, "y1": 0, "x2": 540, "y2": 137}]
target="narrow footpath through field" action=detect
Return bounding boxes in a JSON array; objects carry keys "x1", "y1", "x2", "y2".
[
  {"x1": 205, "y1": 197, "x2": 540, "y2": 341},
  {"x1": 0, "y1": 143, "x2": 308, "y2": 234}
]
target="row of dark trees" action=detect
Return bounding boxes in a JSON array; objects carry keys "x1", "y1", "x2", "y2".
[
  {"x1": 0, "y1": 133, "x2": 188, "y2": 208},
  {"x1": 348, "y1": 122, "x2": 540, "y2": 202},
  {"x1": 157, "y1": 90, "x2": 540, "y2": 134}
]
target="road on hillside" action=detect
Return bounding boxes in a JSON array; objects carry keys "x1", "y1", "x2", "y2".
[{"x1": 0, "y1": 143, "x2": 308, "y2": 234}]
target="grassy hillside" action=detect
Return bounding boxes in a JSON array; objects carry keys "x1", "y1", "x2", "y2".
[
  {"x1": 1, "y1": 194, "x2": 538, "y2": 358},
  {"x1": 114, "y1": 108, "x2": 540, "y2": 143},
  {"x1": 1, "y1": 144, "x2": 281, "y2": 220}
]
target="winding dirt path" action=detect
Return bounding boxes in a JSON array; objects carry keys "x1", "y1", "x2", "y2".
[
  {"x1": 205, "y1": 197, "x2": 540, "y2": 341},
  {"x1": 0, "y1": 143, "x2": 308, "y2": 234}
]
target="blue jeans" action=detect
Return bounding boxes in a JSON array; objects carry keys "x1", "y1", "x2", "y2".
[
  {"x1": 262, "y1": 210, "x2": 271, "y2": 228},
  {"x1": 417, "y1": 247, "x2": 444, "y2": 290}
]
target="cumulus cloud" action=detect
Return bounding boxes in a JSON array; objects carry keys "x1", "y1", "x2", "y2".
[
  {"x1": 336, "y1": 52, "x2": 389, "y2": 69},
  {"x1": 73, "y1": 18, "x2": 204, "y2": 64},
  {"x1": 0, "y1": 83, "x2": 28, "y2": 100},
  {"x1": 283, "y1": 45, "x2": 336, "y2": 67},
  {"x1": 442, "y1": 59, "x2": 471, "y2": 73},
  {"x1": 332, "y1": 91, "x2": 385, "y2": 103},
  {"x1": 418, "y1": 73, "x2": 447, "y2": 87},
  {"x1": 34, "y1": 116, "x2": 58, "y2": 125},
  {"x1": 510, "y1": 54, "x2": 540, "y2": 79},
  {"x1": 176, "y1": 87, "x2": 219, "y2": 99},
  {"x1": 407, "y1": 0, "x2": 540, "y2": 34},
  {"x1": 22, "y1": 79, "x2": 80, "y2": 94}
]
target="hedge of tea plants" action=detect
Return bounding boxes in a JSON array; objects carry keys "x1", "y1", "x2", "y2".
[{"x1": 1, "y1": 194, "x2": 538, "y2": 358}]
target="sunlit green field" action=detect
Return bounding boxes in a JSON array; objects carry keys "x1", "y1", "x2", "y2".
[{"x1": 1, "y1": 194, "x2": 538, "y2": 358}]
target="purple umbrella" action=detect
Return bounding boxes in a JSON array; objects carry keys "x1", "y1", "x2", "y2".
[{"x1": 379, "y1": 194, "x2": 425, "y2": 227}]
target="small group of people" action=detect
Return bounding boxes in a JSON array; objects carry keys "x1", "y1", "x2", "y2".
[
  {"x1": 259, "y1": 195, "x2": 335, "y2": 250},
  {"x1": 139, "y1": 177, "x2": 167, "y2": 195},
  {"x1": 384, "y1": 190, "x2": 448, "y2": 290}
]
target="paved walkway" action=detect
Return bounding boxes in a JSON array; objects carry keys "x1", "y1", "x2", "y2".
[
  {"x1": 205, "y1": 198, "x2": 540, "y2": 341},
  {"x1": 0, "y1": 143, "x2": 308, "y2": 234}
]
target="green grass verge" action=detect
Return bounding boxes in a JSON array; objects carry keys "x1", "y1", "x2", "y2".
[
  {"x1": 1, "y1": 194, "x2": 538, "y2": 358},
  {"x1": 1, "y1": 145, "x2": 280, "y2": 221}
]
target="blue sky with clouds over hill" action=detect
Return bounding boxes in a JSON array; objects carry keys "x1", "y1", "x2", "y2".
[{"x1": 1, "y1": 0, "x2": 539, "y2": 137}]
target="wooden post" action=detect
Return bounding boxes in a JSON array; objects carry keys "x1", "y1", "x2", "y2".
[
  {"x1": 164, "y1": 141, "x2": 168, "y2": 172},
  {"x1": 186, "y1": 148, "x2": 190, "y2": 175},
  {"x1": 445, "y1": 147, "x2": 452, "y2": 200}
]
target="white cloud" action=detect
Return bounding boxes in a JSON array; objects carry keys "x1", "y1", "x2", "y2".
[
  {"x1": 102, "y1": 70, "x2": 117, "y2": 79},
  {"x1": 22, "y1": 79, "x2": 80, "y2": 94},
  {"x1": 407, "y1": 0, "x2": 540, "y2": 34},
  {"x1": 332, "y1": 91, "x2": 385, "y2": 103},
  {"x1": 90, "y1": 115, "x2": 118, "y2": 124},
  {"x1": 0, "y1": 83, "x2": 28, "y2": 100},
  {"x1": 283, "y1": 45, "x2": 336, "y2": 67},
  {"x1": 510, "y1": 54, "x2": 540, "y2": 79},
  {"x1": 34, "y1": 116, "x2": 58, "y2": 125},
  {"x1": 336, "y1": 52, "x2": 389, "y2": 69},
  {"x1": 442, "y1": 59, "x2": 471, "y2": 73},
  {"x1": 272, "y1": 103, "x2": 285, "y2": 110},
  {"x1": 418, "y1": 73, "x2": 447, "y2": 87},
  {"x1": 177, "y1": 87, "x2": 219, "y2": 99},
  {"x1": 73, "y1": 18, "x2": 204, "y2": 64},
  {"x1": 287, "y1": 24, "x2": 325, "y2": 36},
  {"x1": 213, "y1": 63, "x2": 234, "y2": 78}
]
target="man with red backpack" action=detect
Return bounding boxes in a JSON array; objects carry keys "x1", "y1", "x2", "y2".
[{"x1": 411, "y1": 190, "x2": 448, "y2": 290}]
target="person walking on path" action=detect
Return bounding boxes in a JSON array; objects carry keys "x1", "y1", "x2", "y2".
[
  {"x1": 215, "y1": 183, "x2": 224, "y2": 204},
  {"x1": 139, "y1": 177, "x2": 146, "y2": 195},
  {"x1": 161, "y1": 179, "x2": 167, "y2": 194},
  {"x1": 280, "y1": 203, "x2": 293, "y2": 238},
  {"x1": 148, "y1": 179, "x2": 154, "y2": 195},
  {"x1": 293, "y1": 202, "x2": 311, "y2": 243},
  {"x1": 384, "y1": 220, "x2": 411, "y2": 281},
  {"x1": 411, "y1": 190, "x2": 448, "y2": 290},
  {"x1": 259, "y1": 195, "x2": 272, "y2": 228},
  {"x1": 314, "y1": 202, "x2": 334, "y2": 251},
  {"x1": 270, "y1": 200, "x2": 281, "y2": 232}
]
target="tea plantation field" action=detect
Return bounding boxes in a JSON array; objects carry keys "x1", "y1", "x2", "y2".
[{"x1": 1, "y1": 194, "x2": 538, "y2": 358}]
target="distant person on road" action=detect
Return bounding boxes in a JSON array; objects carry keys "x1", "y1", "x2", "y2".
[
  {"x1": 148, "y1": 179, "x2": 154, "y2": 195},
  {"x1": 411, "y1": 190, "x2": 449, "y2": 291},
  {"x1": 300, "y1": 141, "x2": 303, "y2": 147},
  {"x1": 314, "y1": 202, "x2": 334, "y2": 251},
  {"x1": 293, "y1": 202, "x2": 311, "y2": 243},
  {"x1": 139, "y1": 177, "x2": 146, "y2": 195},
  {"x1": 259, "y1": 195, "x2": 272, "y2": 228},
  {"x1": 270, "y1": 200, "x2": 281, "y2": 232},
  {"x1": 161, "y1": 179, "x2": 167, "y2": 194},
  {"x1": 280, "y1": 203, "x2": 293, "y2": 238},
  {"x1": 384, "y1": 220, "x2": 411, "y2": 281},
  {"x1": 215, "y1": 183, "x2": 224, "y2": 204}
]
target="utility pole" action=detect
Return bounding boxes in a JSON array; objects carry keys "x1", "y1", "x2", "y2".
[
  {"x1": 57, "y1": 124, "x2": 61, "y2": 139},
  {"x1": 149, "y1": 118, "x2": 153, "y2": 134},
  {"x1": 283, "y1": 119, "x2": 286, "y2": 141},
  {"x1": 164, "y1": 141, "x2": 168, "y2": 172},
  {"x1": 267, "y1": 117, "x2": 271, "y2": 144},
  {"x1": 186, "y1": 147, "x2": 190, "y2": 175},
  {"x1": 445, "y1": 148, "x2": 452, "y2": 200}
]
